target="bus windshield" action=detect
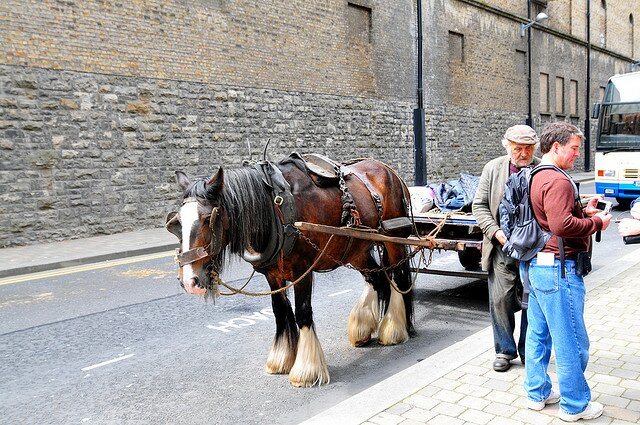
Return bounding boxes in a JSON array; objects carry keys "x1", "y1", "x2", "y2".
[
  {"x1": 597, "y1": 102, "x2": 640, "y2": 149},
  {"x1": 597, "y1": 72, "x2": 640, "y2": 150}
]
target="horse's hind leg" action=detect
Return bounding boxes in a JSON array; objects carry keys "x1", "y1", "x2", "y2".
[
  {"x1": 265, "y1": 277, "x2": 298, "y2": 375},
  {"x1": 347, "y1": 280, "x2": 379, "y2": 347},
  {"x1": 347, "y1": 252, "x2": 387, "y2": 347},
  {"x1": 289, "y1": 274, "x2": 329, "y2": 387},
  {"x1": 378, "y1": 244, "x2": 414, "y2": 346}
]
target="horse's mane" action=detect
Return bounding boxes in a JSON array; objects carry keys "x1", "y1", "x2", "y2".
[{"x1": 185, "y1": 166, "x2": 273, "y2": 271}]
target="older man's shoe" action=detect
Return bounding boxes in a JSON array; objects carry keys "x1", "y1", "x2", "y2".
[
  {"x1": 558, "y1": 401, "x2": 604, "y2": 422},
  {"x1": 492, "y1": 357, "x2": 511, "y2": 372}
]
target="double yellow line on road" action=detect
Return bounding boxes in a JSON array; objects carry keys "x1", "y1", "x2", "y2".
[{"x1": 0, "y1": 251, "x2": 175, "y2": 286}]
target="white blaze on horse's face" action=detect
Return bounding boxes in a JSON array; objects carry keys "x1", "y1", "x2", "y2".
[{"x1": 180, "y1": 201, "x2": 206, "y2": 295}]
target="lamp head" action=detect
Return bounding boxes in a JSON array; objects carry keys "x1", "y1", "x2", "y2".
[{"x1": 535, "y1": 12, "x2": 549, "y2": 23}]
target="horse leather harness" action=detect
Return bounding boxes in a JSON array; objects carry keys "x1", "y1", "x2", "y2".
[{"x1": 248, "y1": 160, "x2": 298, "y2": 270}]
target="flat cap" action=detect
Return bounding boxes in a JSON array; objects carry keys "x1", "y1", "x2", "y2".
[{"x1": 502, "y1": 124, "x2": 538, "y2": 145}]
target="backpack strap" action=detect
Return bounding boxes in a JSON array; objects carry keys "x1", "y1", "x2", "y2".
[{"x1": 529, "y1": 164, "x2": 577, "y2": 279}]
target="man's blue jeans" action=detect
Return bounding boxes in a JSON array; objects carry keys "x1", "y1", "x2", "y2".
[
  {"x1": 489, "y1": 249, "x2": 526, "y2": 360},
  {"x1": 521, "y1": 258, "x2": 591, "y2": 415}
]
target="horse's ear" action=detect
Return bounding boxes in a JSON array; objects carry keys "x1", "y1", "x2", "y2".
[
  {"x1": 175, "y1": 171, "x2": 190, "y2": 191},
  {"x1": 207, "y1": 167, "x2": 224, "y2": 194}
]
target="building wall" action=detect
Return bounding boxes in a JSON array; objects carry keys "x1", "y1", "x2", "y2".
[
  {"x1": 422, "y1": 0, "x2": 639, "y2": 181},
  {"x1": 1, "y1": 0, "x2": 415, "y2": 99},
  {"x1": 0, "y1": 0, "x2": 638, "y2": 246}
]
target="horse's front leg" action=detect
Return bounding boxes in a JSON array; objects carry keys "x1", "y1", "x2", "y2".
[
  {"x1": 289, "y1": 273, "x2": 330, "y2": 387},
  {"x1": 265, "y1": 275, "x2": 298, "y2": 375}
]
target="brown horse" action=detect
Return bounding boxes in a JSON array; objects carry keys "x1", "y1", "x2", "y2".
[{"x1": 165, "y1": 155, "x2": 414, "y2": 387}]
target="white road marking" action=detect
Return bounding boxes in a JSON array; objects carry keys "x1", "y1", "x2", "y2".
[
  {"x1": 328, "y1": 289, "x2": 352, "y2": 297},
  {"x1": 206, "y1": 308, "x2": 274, "y2": 333},
  {"x1": 81, "y1": 353, "x2": 135, "y2": 371}
]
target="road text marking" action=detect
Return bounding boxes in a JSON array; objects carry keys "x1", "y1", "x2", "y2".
[{"x1": 207, "y1": 308, "x2": 274, "y2": 333}]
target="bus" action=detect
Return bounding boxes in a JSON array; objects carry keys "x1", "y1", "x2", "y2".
[{"x1": 593, "y1": 71, "x2": 640, "y2": 208}]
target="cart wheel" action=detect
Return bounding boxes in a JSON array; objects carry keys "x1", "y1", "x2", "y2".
[{"x1": 458, "y1": 248, "x2": 481, "y2": 271}]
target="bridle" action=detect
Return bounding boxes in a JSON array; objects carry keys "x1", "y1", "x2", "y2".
[{"x1": 166, "y1": 197, "x2": 224, "y2": 268}]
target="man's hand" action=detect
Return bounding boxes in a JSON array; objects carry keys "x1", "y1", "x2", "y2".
[
  {"x1": 631, "y1": 202, "x2": 640, "y2": 220},
  {"x1": 618, "y1": 218, "x2": 640, "y2": 237},
  {"x1": 583, "y1": 196, "x2": 603, "y2": 217},
  {"x1": 594, "y1": 211, "x2": 612, "y2": 230},
  {"x1": 494, "y1": 229, "x2": 507, "y2": 245}
]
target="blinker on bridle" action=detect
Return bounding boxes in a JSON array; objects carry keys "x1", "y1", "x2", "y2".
[{"x1": 166, "y1": 197, "x2": 224, "y2": 267}]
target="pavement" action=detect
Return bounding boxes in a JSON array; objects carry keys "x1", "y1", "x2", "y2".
[{"x1": 6, "y1": 169, "x2": 640, "y2": 424}]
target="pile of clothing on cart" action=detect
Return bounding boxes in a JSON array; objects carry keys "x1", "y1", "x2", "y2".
[{"x1": 408, "y1": 173, "x2": 480, "y2": 215}]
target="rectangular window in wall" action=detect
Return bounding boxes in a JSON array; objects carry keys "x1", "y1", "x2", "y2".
[
  {"x1": 570, "y1": 79, "x2": 578, "y2": 115},
  {"x1": 448, "y1": 31, "x2": 464, "y2": 62},
  {"x1": 540, "y1": 73, "x2": 549, "y2": 113},
  {"x1": 516, "y1": 49, "x2": 526, "y2": 74},
  {"x1": 555, "y1": 76, "x2": 565, "y2": 114},
  {"x1": 347, "y1": 3, "x2": 372, "y2": 44}
]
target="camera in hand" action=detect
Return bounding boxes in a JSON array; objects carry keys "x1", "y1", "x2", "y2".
[{"x1": 596, "y1": 200, "x2": 612, "y2": 214}]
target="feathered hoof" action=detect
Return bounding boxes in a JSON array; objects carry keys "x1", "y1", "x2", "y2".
[
  {"x1": 265, "y1": 359, "x2": 294, "y2": 375},
  {"x1": 265, "y1": 337, "x2": 296, "y2": 374},
  {"x1": 289, "y1": 362, "x2": 330, "y2": 387},
  {"x1": 377, "y1": 324, "x2": 409, "y2": 346},
  {"x1": 377, "y1": 288, "x2": 408, "y2": 346},
  {"x1": 350, "y1": 335, "x2": 372, "y2": 347},
  {"x1": 347, "y1": 289, "x2": 379, "y2": 347},
  {"x1": 288, "y1": 327, "x2": 330, "y2": 387},
  {"x1": 348, "y1": 318, "x2": 375, "y2": 347}
]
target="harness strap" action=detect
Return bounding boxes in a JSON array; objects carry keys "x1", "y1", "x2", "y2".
[
  {"x1": 176, "y1": 247, "x2": 209, "y2": 267},
  {"x1": 348, "y1": 169, "x2": 384, "y2": 222},
  {"x1": 248, "y1": 161, "x2": 298, "y2": 269}
]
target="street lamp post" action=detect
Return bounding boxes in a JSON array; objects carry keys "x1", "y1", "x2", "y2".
[
  {"x1": 413, "y1": 0, "x2": 427, "y2": 186},
  {"x1": 585, "y1": 0, "x2": 591, "y2": 171},
  {"x1": 521, "y1": 6, "x2": 549, "y2": 129}
]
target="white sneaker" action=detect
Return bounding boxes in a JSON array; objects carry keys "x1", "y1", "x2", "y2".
[
  {"x1": 527, "y1": 388, "x2": 561, "y2": 411},
  {"x1": 558, "y1": 401, "x2": 604, "y2": 422}
]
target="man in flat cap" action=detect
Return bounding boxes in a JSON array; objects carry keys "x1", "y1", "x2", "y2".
[{"x1": 472, "y1": 124, "x2": 540, "y2": 372}]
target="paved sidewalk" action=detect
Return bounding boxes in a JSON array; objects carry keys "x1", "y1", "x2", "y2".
[
  {"x1": 302, "y1": 246, "x2": 640, "y2": 425},
  {"x1": 0, "y1": 227, "x2": 177, "y2": 278}
]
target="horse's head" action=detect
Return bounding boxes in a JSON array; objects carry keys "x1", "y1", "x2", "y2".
[{"x1": 166, "y1": 168, "x2": 229, "y2": 296}]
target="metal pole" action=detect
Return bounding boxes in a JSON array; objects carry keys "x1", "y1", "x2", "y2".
[
  {"x1": 584, "y1": 0, "x2": 591, "y2": 171},
  {"x1": 413, "y1": 0, "x2": 427, "y2": 185},
  {"x1": 526, "y1": 0, "x2": 533, "y2": 128}
]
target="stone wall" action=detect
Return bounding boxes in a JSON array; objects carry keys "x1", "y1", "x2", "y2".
[{"x1": 0, "y1": 65, "x2": 413, "y2": 247}]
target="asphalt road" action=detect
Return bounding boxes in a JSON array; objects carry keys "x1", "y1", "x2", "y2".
[{"x1": 1, "y1": 180, "x2": 635, "y2": 425}]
